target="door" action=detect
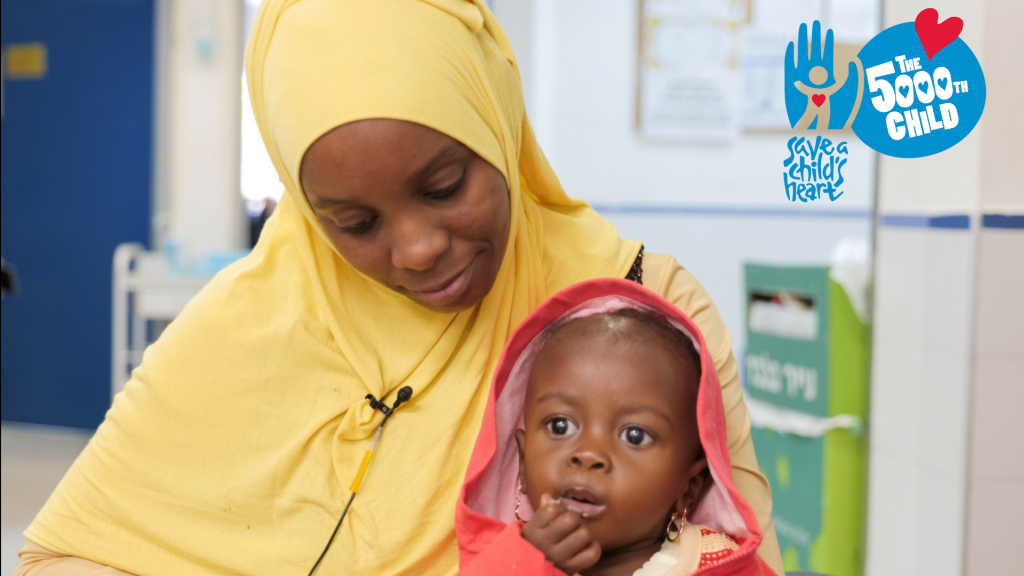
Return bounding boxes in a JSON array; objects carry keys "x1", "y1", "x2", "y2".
[{"x1": 1, "y1": 0, "x2": 154, "y2": 429}]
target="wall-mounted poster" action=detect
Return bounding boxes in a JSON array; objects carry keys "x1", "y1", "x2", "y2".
[{"x1": 637, "y1": 0, "x2": 748, "y2": 143}]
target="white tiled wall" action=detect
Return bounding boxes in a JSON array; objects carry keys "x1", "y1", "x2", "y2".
[
  {"x1": 870, "y1": 0, "x2": 1023, "y2": 573},
  {"x1": 972, "y1": 232, "x2": 1024, "y2": 361},
  {"x1": 915, "y1": 469, "x2": 969, "y2": 576},
  {"x1": 963, "y1": 4, "x2": 1024, "y2": 573},
  {"x1": 865, "y1": 449, "x2": 925, "y2": 576},
  {"x1": 867, "y1": 226, "x2": 974, "y2": 576},
  {"x1": 965, "y1": 483, "x2": 1024, "y2": 576},
  {"x1": 964, "y1": 229, "x2": 1024, "y2": 576},
  {"x1": 979, "y1": 1, "x2": 1024, "y2": 208},
  {"x1": 968, "y1": 358, "x2": 1024, "y2": 482}
]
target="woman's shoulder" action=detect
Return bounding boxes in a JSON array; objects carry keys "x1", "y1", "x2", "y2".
[
  {"x1": 639, "y1": 252, "x2": 702, "y2": 296},
  {"x1": 639, "y1": 252, "x2": 673, "y2": 290},
  {"x1": 640, "y1": 252, "x2": 733, "y2": 367},
  {"x1": 640, "y1": 252, "x2": 719, "y2": 322}
]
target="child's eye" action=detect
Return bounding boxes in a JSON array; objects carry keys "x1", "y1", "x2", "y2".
[
  {"x1": 620, "y1": 427, "x2": 654, "y2": 447},
  {"x1": 547, "y1": 418, "x2": 579, "y2": 437}
]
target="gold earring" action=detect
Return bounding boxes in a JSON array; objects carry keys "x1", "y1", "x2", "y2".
[
  {"x1": 666, "y1": 513, "x2": 681, "y2": 542},
  {"x1": 666, "y1": 508, "x2": 687, "y2": 543},
  {"x1": 515, "y1": 481, "x2": 526, "y2": 523}
]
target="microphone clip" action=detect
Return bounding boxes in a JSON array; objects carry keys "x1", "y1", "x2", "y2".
[
  {"x1": 365, "y1": 387, "x2": 413, "y2": 419},
  {"x1": 365, "y1": 393, "x2": 395, "y2": 417}
]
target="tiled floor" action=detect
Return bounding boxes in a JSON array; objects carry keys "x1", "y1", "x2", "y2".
[{"x1": 1, "y1": 425, "x2": 91, "y2": 576}]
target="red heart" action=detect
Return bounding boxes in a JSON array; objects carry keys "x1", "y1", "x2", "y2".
[
  {"x1": 812, "y1": 94, "x2": 826, "y2": 108},
  {"x1": 915, "y1": 8, "x2": 963, "y2": 60}
]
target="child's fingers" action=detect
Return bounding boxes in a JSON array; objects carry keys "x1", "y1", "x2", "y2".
[
  {"x1": 539, "y1": 508, "x2": 584, "y2": 542},
  {"x1": 547, "y1": 524, "x2": 594, "y2": 564},
  {"x1": 559, "y1": 540, "x2": 602, "y2": 575},
  {"x1": 526, "y1": 495, "x2": 565, "y2": 528}
]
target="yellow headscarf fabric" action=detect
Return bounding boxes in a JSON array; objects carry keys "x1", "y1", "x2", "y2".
[{"x1": 26, "y1": 1, "x2": 640, "y2": 574}]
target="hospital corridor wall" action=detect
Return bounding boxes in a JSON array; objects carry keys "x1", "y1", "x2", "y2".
[{"x1": 1, "y1": 0, "x2": 154, "y2": 429}]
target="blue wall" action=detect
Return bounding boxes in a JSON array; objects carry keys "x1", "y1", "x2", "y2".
[{"x1": 1, "y1": 0, "x2": 153, "y2": 429}]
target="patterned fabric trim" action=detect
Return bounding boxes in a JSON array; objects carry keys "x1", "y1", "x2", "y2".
[
  {"x1": 697, "y1": 525, "x2": 740, "y2": 570},
  {"x1": 625, "y1": 245, "x2": 645, "y2": 285}
]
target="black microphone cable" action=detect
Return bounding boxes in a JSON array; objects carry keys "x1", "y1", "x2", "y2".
[{"x1": 307, "y1": 386, "x2": 414, "y2": 576}]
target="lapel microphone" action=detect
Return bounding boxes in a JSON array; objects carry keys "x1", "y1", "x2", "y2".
[
  {"x1": 307, "y1": 386, "x2": 415, "y2": 576},
  {"x1": 366, "y1": 386, "x2": 414, "y2": 420}
]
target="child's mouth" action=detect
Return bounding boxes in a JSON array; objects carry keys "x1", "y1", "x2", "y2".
[{"x1": 560, "y1": 488, "x2": 607, "y2": 519}]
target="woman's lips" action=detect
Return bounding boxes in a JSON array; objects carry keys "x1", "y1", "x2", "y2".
[{"x1": 412, "y1": 260, "x2": 474, "y2": 307}]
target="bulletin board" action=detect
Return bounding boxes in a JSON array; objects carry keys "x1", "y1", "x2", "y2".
[
  {"x1": 636, "y1": 0, "x2": 751, "y2": 142},
  {"x1": 637, "y1": 0, "x2": 877, "y2": 139}
]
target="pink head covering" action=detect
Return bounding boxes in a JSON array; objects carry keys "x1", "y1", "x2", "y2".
[{"x1": 456, "y1": 278, "x2": 774, "y2": 575}]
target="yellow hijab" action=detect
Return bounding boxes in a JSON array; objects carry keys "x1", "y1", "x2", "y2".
[{"x1": 26, "y1": 1, "x2": 640, "y2": 574}]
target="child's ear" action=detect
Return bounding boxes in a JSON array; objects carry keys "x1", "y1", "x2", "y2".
[
  {"x1": 514, "y1": 429, "x2": 527, "y2": 486},
  {"x1": 675, "y1": 457, "x2": 710, "y2": 516}
]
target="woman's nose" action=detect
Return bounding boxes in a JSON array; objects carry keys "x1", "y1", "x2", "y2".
[{"x1": 389, "y1": 216, "x2": 449, "y2": 272}]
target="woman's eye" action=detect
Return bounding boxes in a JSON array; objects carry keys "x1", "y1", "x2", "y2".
[
  {"x1": 337, "y1": 216, "x2": 377, "y2": 234},
  {"x1": 620, "y1": 427, "x2": 653, "y2": 447},
  {"x1": 547, "y1": 418, "x2": 579, "y2": 437},
  {"x1": 425, "y1": 173, "x2": 465, "y2": 200}
]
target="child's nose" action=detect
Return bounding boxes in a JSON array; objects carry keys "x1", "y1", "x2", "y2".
[{"x1": 570, "y1": 450, "x2": 610, "y2": 472}]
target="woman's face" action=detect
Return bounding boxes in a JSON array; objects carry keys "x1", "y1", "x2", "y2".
[{"x1": 300, "y1": 119, "x2": 511, "y2": 314}]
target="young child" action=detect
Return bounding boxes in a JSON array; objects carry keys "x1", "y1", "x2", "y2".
[{"x1": 456, "y1": 279, "x2": 776, "y2": 576}]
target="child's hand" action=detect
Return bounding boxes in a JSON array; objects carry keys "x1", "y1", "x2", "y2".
[{"x1": 521, "y1": 494, "x2": 601, "y2": 575}]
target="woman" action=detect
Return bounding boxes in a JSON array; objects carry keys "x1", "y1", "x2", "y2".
[{"x1": 17, "y1": 1, "x2": 783, "y2": 574}]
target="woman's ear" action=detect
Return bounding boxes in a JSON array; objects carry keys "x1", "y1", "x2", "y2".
[
  {"x1": 514, "y1": 429, "x2": 527, "y2": 490},
  {"x1": 675, "y1": 457, "x2": 710, "y2": 516}
]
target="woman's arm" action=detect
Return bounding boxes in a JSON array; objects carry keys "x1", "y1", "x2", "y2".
[
  {"x1": 643, "y1": 253, "x2": 785, "y2": 576},
  {"x1": 15, "y1": 541, "x2": 134, "y2": 576}
]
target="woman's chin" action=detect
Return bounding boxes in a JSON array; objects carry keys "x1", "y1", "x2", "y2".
[{"x1": 401, "y1": 285, "x2": 485, "y2": 314}]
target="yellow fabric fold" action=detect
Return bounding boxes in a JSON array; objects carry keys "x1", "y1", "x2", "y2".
[{"x1": 26, "y1": 0, "x2": 640, "y2": 574}]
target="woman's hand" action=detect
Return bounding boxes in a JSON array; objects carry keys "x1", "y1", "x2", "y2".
[{"x1": 521, "y1": 494, "x2": 602, "y2": 575}]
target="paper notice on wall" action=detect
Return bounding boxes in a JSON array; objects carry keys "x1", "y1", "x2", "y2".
[
  {"x1": 739, "y1": 0, "x2": 877, "y2": 130},
  {"x1": 751, "y1": 0, "x2": 878, "y2": 41},
  {"x1": 740, "y1": 29, "x2": 792, "y2": 129},
  {"x1": 752, "y1": 0, "x2": 823, "y2": 31},
  {"x1": 638, "y1": 2, "x2": 745, "y2": 142},
  {"x1": 826, "y1": 0, "x2": 880, "y2": 44},
  {"x1": 644, "y1": 0, "x2": 746, "y2": 21},
  {"x1": 640, "y1": 70, "x2": 739, "y2": 141}
]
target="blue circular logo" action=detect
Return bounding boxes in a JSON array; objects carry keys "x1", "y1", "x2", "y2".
[{"x1": 851, "y1": 22, "x2": 986, "y2": 158}]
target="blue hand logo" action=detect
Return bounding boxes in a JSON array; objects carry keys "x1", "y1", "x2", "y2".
[
  {"x1": 785, "y1": 21, "x2": 862, "y2": 130},
  {"x1": 783, "y1": 10, "x2": 986, "y2": 161}
]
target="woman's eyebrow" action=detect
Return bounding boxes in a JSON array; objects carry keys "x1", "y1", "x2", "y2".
[
  {"x1": 308, "y1": 196, "x2": 355, "y2": 210},
  {"x1": 414, "y1": 143, "x2": 465, "y2": 181}
]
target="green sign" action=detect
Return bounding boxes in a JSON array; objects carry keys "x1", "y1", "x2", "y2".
[{"x1": 745, "y1": 264, "x2": 869, "y2": 576}]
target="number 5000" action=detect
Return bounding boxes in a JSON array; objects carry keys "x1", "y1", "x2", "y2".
[{"x1": 865, "y1": 63, "x2": 955, "y2": 113}]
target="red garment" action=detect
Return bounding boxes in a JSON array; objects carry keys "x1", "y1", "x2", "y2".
[
  {"x1": 697, "y1": 526, "x2": 741, "y2": 571},
  {"x1": 455, "y1": 279, "x2": 778, "y2": 576}
]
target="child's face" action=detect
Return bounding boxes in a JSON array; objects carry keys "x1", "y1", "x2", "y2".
[{"x1": 515, "y1": 318, "x2": 706, "y2": 553}]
